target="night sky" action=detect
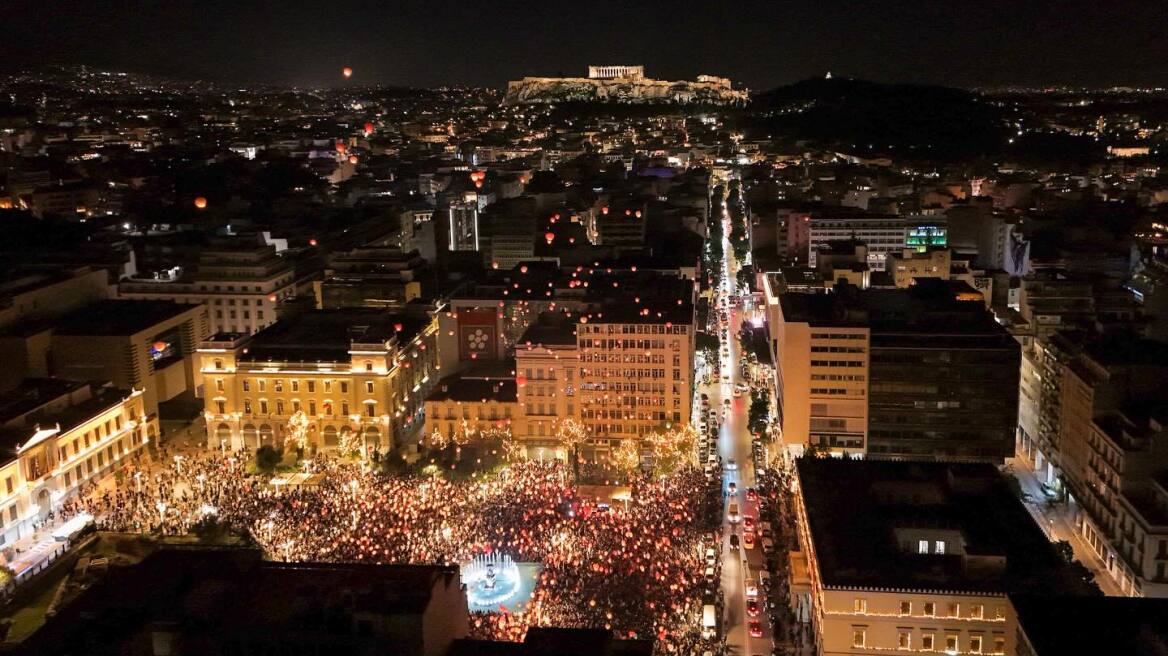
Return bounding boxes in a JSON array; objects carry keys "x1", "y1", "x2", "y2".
[{"x1": 2, "y1": 0, "x2": 1166, "y2": 90}]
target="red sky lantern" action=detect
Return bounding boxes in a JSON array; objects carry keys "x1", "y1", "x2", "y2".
[
  {"x1": 335, "y1": 141, "x2": 347, "y2": 153},
  {"x1": 601, "y1": 206, "x2": 609, "y2": 215},
  {"x1": 364, "y1": 121, "x2": 374, "y2": 135},
  {"x1": 193, "y1": 196, "x2": 207, "y2": 209},
  {"x1": 394, "y1": 323, "x2": 403, "y2": 332},
  {"x1": 342, "y1": 66, "x2": 353, "y2": 78},
  {"x1": 545, "y1": 232, "x2": 555, "y2": 242},
  {"x1": 308, "y1": 238, "x2": 318, "y2": 247},
  {"x1": 348, "y1": 155, "x2": 359, "y2": 164},
  {"x1": 520, "y1": 265, "x2": 529, "y2": 273},
  {"x1": 152, "y1": 341, "x2": 168, "y2": 353},
  {"x1": 268, "y1": 294, "x2": 277, "y2": 302}
]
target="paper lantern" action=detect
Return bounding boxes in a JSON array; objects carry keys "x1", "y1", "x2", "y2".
[
  {"x1": 193, "y1": 197, "x2": 207, "y2": 209},
  {"x1": 342, "y1": 66, "x2": 353, "y2": 78}
]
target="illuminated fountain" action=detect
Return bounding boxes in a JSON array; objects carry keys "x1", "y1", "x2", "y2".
[{"x1": 461, "y1": 552, "x2": 522, "y2": 609}]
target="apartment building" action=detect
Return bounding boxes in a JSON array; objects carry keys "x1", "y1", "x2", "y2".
[
  {"x1": 0, "y1": 379, "x2": 154, "y2": 547},
  {"x1": 808, "y1": 215, "x2": 946, "y2": 271},
  {"x1": 423, "y1": 363, "x2": 525, "y2": 450},
  {"x1": 790, "y1": 458, "x2": 1095, "y2": 656},
  {"x1": 119, "y1": 239, "x2": 303, "y2": 335},
  {"x1": 198, "y1": 309, "x2": 438, "y2": 455},
  {"x1": 770, "y1": 280, "x2": 1019, "y2": 461}
]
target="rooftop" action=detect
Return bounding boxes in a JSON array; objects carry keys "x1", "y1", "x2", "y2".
[
  {"x1": 239, "y1": 309, "x2": 430, "y2": 364},
  {"x1": 1012, "y1": 594, "x2": 1168, "y2": 656},
  {"x1": 796, "y1": 458, "x2": 1089, "y2": 595},
  {"x1": 54, "y1": 300, "x2": 196, "y2": 336}
]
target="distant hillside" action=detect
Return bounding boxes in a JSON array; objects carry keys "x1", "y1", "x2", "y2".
[{"x1": 745, "y1": 77, "x2": 1008, "y2": 158}]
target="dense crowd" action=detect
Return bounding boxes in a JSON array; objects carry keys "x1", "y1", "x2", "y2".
[{"x1": 71, "y1": 451, "x2": 724, "y2": 654}]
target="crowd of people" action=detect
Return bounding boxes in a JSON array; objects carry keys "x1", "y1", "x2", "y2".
[{"x1": 67, "y1": 450, "x2": 725, "y2": 655}]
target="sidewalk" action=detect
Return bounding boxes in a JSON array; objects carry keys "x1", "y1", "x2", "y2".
[{"x1": 1007, "y1": 457, "x2": 1125, "y2": 596}]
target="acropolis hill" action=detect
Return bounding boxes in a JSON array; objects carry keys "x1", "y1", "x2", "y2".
[{"x1": 504, "y1": 65, "x2": 748, "y2": 106}]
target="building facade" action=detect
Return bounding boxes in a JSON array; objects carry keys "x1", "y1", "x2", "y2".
[
  {"x1": 0, "y1": 381, "x2": 154, "y2": 549},
  {"x1": 198, "y1": 309, "x2": 438, "y2": 455}
]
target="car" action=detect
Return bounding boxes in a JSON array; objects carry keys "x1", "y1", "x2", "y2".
[
  {"x1": 743, "y1": 532, "x2": 755, "y2": 549},
  {"x1": 728, "y1": 482, "x2": 737, "y2": 496},
  {"x1": 727, "y1": 502, "x2": 740, "y2": 523},
  {"x1": 735, "y1": 382, "x2": 749, "y2": 395},
  {"x1": 748, "y1": 621, "x2": 763, "y2": 638},
  {"x1": 726, "y1": 458, "x2": 738, "y2": 470},
  {"x1": 743, "y1": 515, "x2": 755, "y2": 531},
  {"x1": 704, "y1": 566, "x2": 716, "y2": 585},
  {"x1": 705, "y1": 547, "x2": 717, "y2": 566},
  {"x1": 746, "y1": 488, "x2": 758, "y2": 503},
  {"x1": 746, "y1": 599, "x2": 760, "y2": 617},
  {"x1": 723, "y1": 398, "x2": 731, "y2": 406},
  {"x1": 729, "y1": 534, "x2": 740, "y2": 550}
]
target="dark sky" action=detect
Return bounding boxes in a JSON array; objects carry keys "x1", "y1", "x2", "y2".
[{"x1": 2, "y1": 0, "x2": 1166, "y2": 90}]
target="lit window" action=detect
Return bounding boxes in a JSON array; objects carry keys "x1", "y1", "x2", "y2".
[
  {"x1": 899, "y1": 601, "x2": 912, "y2": 615},
  {"x1": 970, "y1": 635, "x2": 983, "y2": 654},
  {"x1": 921, "y1": 633, "x2": 935, "y2": 651},
  {"x1": 948, "y1": 602, "x2": 960, "y2": 618},
  {"x1": 923, "y1": 601, "x2": 935, "y2": 616},
  {"x1": 918, "y1": 539, "x2": 929, "y2": 554},
  {"x1": 946, "y1": 634, "x2": 959, "y2": 652},
  {"x1": 853, "y1": 598, "x2": 867, "y2": 613},
  {"x1": 992, "y1": 635, "x2": 1006, "y2": 653},
  {"x1": 935, "y1": 540, "x2": 946, "y2": 555},
  {"x1": 852, "y1": 628, "x2": 866, "y2": 648},
  {"x1": 898, "y1": 630, "x2": 911, "y2": 650},
  {"x1": 970, "y1": 604, "x2": 984, "y2": 619}
]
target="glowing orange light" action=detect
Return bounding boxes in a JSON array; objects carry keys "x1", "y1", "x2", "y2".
[
  {"x1": 193, "y1": 196, "x2": 208, "y2": 209},
  {"x1": 342, "y1": 66, "x2": 353, "y2": 78}
]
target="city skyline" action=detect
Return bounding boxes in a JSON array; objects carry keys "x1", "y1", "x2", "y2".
[{"x1": 2, "y1": 0, "x2": 1166, "y2": 89}]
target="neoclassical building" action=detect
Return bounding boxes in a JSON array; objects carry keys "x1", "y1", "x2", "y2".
[
  {"x1": 0, "y1": 380, "x2": 154, "y2": 548},
  {"x1": 197, "y1": 309, "x2": 438, "y2": 456}
]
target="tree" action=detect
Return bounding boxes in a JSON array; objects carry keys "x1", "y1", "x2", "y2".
[
  {"x1": 555, "y1": 418, "x2": 589, "y2": 483},
  {"x1": 647, "y1": 425, "x2": 698, "y2": 476},
  {"x1": 1052, "y1": 540, "x2": 1075, "y2": 564},
  {"x1": 748, "y1": 393, "x2": 770, "y2": 435},
  {"x1": 255, "y1": 445, "x2": 282, "y2": 473},
  {"x1": 285, "y1": 410, "x2": 310, "y2": 452},
  {"x1": 611, "y1": 439, "x2": 642, "y2": 479}
]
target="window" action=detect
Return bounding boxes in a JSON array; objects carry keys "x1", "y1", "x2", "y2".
[
  {"x1": 291, "y1": 380, "x2": 299, "y2": 392},
  {"x1": 243, "y1": 400, "x2": 253, "y2": 414},
  {"x1": 853, "y1": 598, "x2": 867, "y2": 613},
  {"x1": 921, "y1": 633, "x2": 935, "y2": 651},
  {"x1": 365, "y1": 380, "x2": 374, "y2": 394},
  {"x1": 852, "y1": 628, "x2": 866, "y2": 648},
  {"x1": 258, "y1": 379, "x2": 266, "y2": 392},
  {"x1": 216, "y1": 400, "x2": 226, "y2": 414},
  {"x1": 970, "y1": 635, "x2": 982, "y2": 653},
  {"x1": 340, "y1": 381, "x2": 349, "y2": 394},
  {"x1": 923, "y1": 602, "x2": 935, "y2": 617},
  {"x1": 275, "y1": 379, "x2": 283, "y2": 392},
  {"x1": 308, "y1": 401, "x2": 316, "y2": 415},
  {"x1": 242, "y1": 380, "x2": 251, "y2": 392},
  {"x1": 945, "y1": 634, "x2": 958, "y2": 652},
  {"x1": 366, "y1": 402, "x2": 376, "y2": 418},
  {"x1": 292, "y1": 400, "x2": 301, "y2": 413},
  {"x1": 898, "y1": 630, "x2": 911, "y2": 650},
  {"x1": 919, "y1": 539, "x2": 929, "y2": 554},
  {"x1": 899, "y1": 601, "x2": 912, "y2": 615},
  {"x1": 935, "y1": 540, "x2": 946, "y2": 555},
  {"x1": 307, "y1": 381, "x2": 315, "y2": 393},
  {"x1": 970, "y1": 604, "x2": 983, "y2": 619},
  {"x1": 215, "y1": 378, "x2": 224, "y2": 392},
  {"x1": 341, "y1": 402, "x2": 349, "y2": 416},
  {"x1": 276, "y1": 400, "x2": 284, "y2": 415},
  {"x1": 365, "y1": 361, "x2": 373, "y2": 372},
  {"x1": 947, "y1": 602, "x2": 960, "y2": 618},
  {"x1": 993, "y1": 605, "x2": 1005, "y2": 620},
  {"x1": 4, "y1": 478, "x2": 11, "y2": 495},
  {"x1": 324, "y1": 380, "x2": 332, "y2": 393},
  {"x1": 992, "y1": 635, "x2": 1006, "y2": 653},
  {"x1": 259, "y1": 400, "x2": 269, "y2": 414},
  {"x1": 214, "y1": 359, "x2": 224, "y2": 370}
]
